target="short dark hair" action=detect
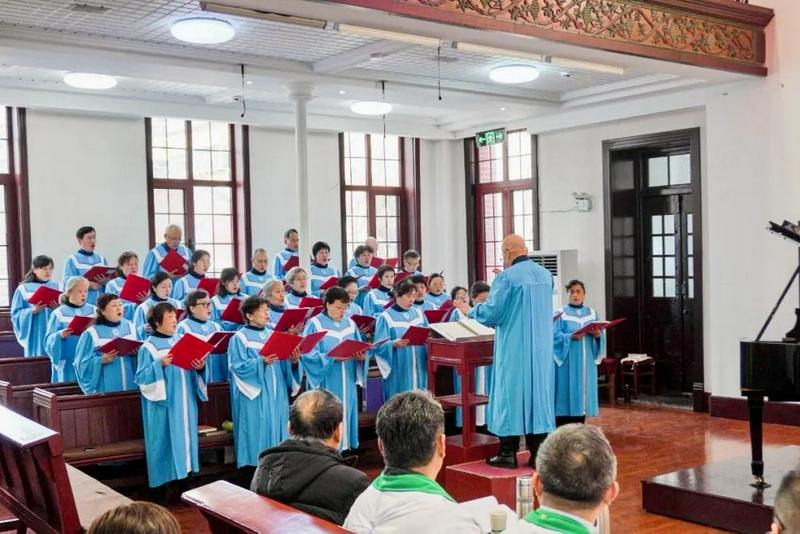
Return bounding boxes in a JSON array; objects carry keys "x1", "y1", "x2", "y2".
[
  {"x1": 76, "y1": 226, "x2": 95, "y2": 239},
  {"x1": 23, "y1": 254, "x2": 54, "y2": 283},
  {"x1": 88, "y1": 501, "x2": 180, "y2": 534},
  {"x1": 147, "y1": 302, "x2": 177, "y2": 330},
  {"x1": 470, "y1": 280, "x2": 491, "y2": 299},
  {"x1": 774, "y1": 467, "x2": 800, "y2": 532},
  {"x1": 376, "y1": 264, "x2": 395, "y2": 280},
  {"x1": 566, "y1": 279, "x2": 586, "y2": 292},
  {"x1": 338, "y1": 275, "x2": 358, "y2": 289},
  {"x1": 312, "y1": 241, "x2": 330, "y2": 257},
  {"x1": 95, "y1": 293, "x2": 121, "y2": 322},
  {"x1": 394, "y1": 279, "x2": 416, "y2": 298},
  {"x1": 324, "y1": 286, "x2": 350, "y2": 306},
  {"x1": 191, "y1": 249, "x2": 210, "y2": 265},
  {"x1": 185, "y1": 289, "x2": 209, "y2": 310},
  {"x1": 218, "y1": 267, "x2": 239, "y2": 297},
  {"x1": 410, "y1": 274, "x2": 426, "y2": 286},
  {"x1": 354, "y1": 245, "x2": 374, "y2": 258},
  {"x1": 115, "y1": 251, "x2": 138, "y2": 277},
  {"x1": 428, "y1": 273, "x2": 443, "y2": 284},
  {"x1": 450, "y1": 285, "x2": 467, "y2": 300},
  {"x1": 240, "y1": 296, "x2": 268, "y2": 322},
  {"x1": 284, "y1": 228, "x2": 299, "y2": 240},
  {"x1": 376, "y1": 391, "x2": 444, "y2": 470},
  {"x1": 150, "y1": 272, "x2": 171, "y2": 296},
  {"x1": 402, "y1": 249, "x2": 420, "y2": 261},
  {"x1": 289, "y1": 389, "x2": 343, "y2": 440}
]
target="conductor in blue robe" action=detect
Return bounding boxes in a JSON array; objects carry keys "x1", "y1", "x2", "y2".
[
  {"x1": 142, "y1": 224, "x2": 191, "y2": 278},
  {"x1": 273, "y1": 228, "x2": 300, "y2": 279},
  {"x1": 346, "y1": 245, "x2": 378, "y2": 309},
  {"x1": 362, "y1": 265, "x2": 395, "y2": 318},
  {"x1": 135, "y1": 302, "x2": 210, "y2": 488},
  {"x1": 302, "y1": 287, "x2": 368, "y2": 451},
  {"x1": 454, "y1": 234, "x2": 555, "y2": 469},
  {"x1": 309, "y1": 241, "x2": 341, "y2": 297},
  {"x1": 11, "y1": 255, "x2": 59, "y2": 357},
  {"x1": 553, "y1": 280, "x2": 606, "y2": 426},
  {"x1": 240, "y1": 248, "x2": 275, "y2": 296},
  {"x1": 177, "y1": 290, "x2": 228, "y2": 383},
  {"x1": 171, "y1": 249, "x2": 210, "y2": 301},
  {"x1": 45, "y1": 277, "x2": 96, "y2": 383},
  {"x1": 104, "y1": 251, "x2": 141, "y2": 321},
  {"x1": 62, "y1": 226, "x2": 110, "y2": 305},
  {"x1": 227, "y1": 296, "x2": 302, "y2": 467}
]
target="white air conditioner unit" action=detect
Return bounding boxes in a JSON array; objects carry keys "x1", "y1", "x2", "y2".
[{"x1": 529, "y1": 249, "x2": 578, "y2": 309}]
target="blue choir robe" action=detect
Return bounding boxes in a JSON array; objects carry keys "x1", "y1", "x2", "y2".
[
  {"x1": 240, "y1": 269, "x2": 275, "y2": 297},
  {"x1": 44, "y1": 303, "x2": 97, "y2": 383},
  {"x1": 345, "y1": 264, "x2": 377, "y2": 309},
  {"x1": 228, "y1": 325, "x2": 302, "y2": 467},
  {"x1": 302, "y1": 314, "x2": 368, "y2": 450},
  {"x1": 62, "y1": 250, "x2": 108, "y2": 305},
  {"x1": 177, "y1": 316, "x2": 228, "y2": 383},
  {"x1": 135, "y1": 333, "x2": 209, "y2": 488},
  {"x1": 74, "y1": 320, "x2": 138, "y2": 394},
  {"x1": 105, "y1": 275, "x2": 137, "y2": 321},
  {"x1": 11, "y1": 280, "x2": 60, "y2": 357},
  {"x1": 211, "y1": 293, "x2": 245, "y2": 332},
  {"x1": 363, "y1": 286, "x2": 393, "y2": 318},
  {"x1": 133, "y1": 297, "x2": 183, "y2": 340},
  {"x1": 553, "y1": 304, "x2": 607, "y2": 418},
  {"x1": 284, "y1": 290, "x2": 308, "y2": 309},
  {"x1": 412, "y1": 300, "x2": 437, "y2": 313},
  {"x1": 425, "y1": 292, "x2": 450, "y2": 309},
  {"x1": 309, "y1": 263, "x2": 340, "y2": 297},
  {"x1": 373, "y1": 305, "x2": 429, "y2": 401},
  {"x1": 172, "y1": 271, "x2": 205, "y2": 302},
  {"x1": 468, "y1": 257, "x2": 555, "y2": 437},
  {"x1": 273, "y1": 248, "x2": 298, "y2": 280},
  {"x1": 142, "y1": 243, "x2": 191, "y2": 279},
  {"x1": 344, "y1": 302, "x2": 363, "y2": 320},
  {"x1": 347, "y1": 257, "x2": 358, "y2": 270}
]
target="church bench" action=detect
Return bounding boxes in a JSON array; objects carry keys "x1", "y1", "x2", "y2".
[
  {"x1": 0, "y1": 356, "x2": 51, "y2": 386},
  {"x1": 182, "y1": 480, "x2": 350, "y2": 533},
  {"x1": 0, "y1": 404, "x2": 131, "y2": 534},
  {"x1": 0, "y1": 381, "x2": 82, "y2": 418}
]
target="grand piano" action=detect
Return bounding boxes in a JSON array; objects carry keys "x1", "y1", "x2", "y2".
[{"x1": 740, "y1": 220, "x2": 800, "y2": 488}]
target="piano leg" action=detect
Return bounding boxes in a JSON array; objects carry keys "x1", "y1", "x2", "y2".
[{"x1": 746, "y1": 392, "x2": 770, "y2": 488}]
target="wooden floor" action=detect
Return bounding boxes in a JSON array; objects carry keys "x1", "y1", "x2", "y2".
[{"x1": 166, "y1": 404, "x2": 800, "y2": 533}]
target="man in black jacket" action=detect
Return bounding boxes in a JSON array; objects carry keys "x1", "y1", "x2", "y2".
[{"x1": 250, "y1": 388, "x2": 370, "y2": 525}]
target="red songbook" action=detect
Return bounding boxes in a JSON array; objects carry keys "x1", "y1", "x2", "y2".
[
  {"x1": 328, "y1": 339, "x2": 372, "y2": 360},
  {"x1": 83, "y1": 266, "x2": 117, "y2": 284},
  {"x1": 160, "y1": 249, "x2": 188, "y2": 277},
  {"x1": 119, "y1": 274, "x2": 151, "y2": 304},
  {"x1": 351, "y1": 314, "x2": 376, "y2": 333},
  {"x1": 28, "y1": 285, "x2": 61, "y2": 307},
  {"x1": 197, "y1": 277, "x2": 220, "y2": 296},
  {"x1": 299, "y1": 330, "x2": 327, "y2": 354},
  {"x1": 367, "y1": 274, "x2": 381, "y2": 289},
  {"x1": 171, "y1": 334, "x2": 215, "y2": 371},
  {"x1": 401, "y1": 325, "x2": 431, "y2": 346},
  {"x1": 306, "y1": 306, "x2": 323, "y2": 320},
  {"x1": 370, "y1": 337, "x2": 391, "y2": 351},
  {"x1": 259, "y1": 331, "x2": 303, "y2": 360},
  {"x1": 573, "y1": 317, "x2": 627, "y2": 337},
  {"x1": 386, "y1": 257, "x2": 399, "y2": 268},
  {"x1": 98, "y1": 337, "x2": 143, "y2": 355},
  {"x1": 394, "y1": 271, "x2": 411, "y2": 284},
  {"x1": 175, "y1": 309, "x2": 186, "y2": 322},
  {"x1": 282, "y1": 255, "x2": 299, "y2": 273},
  {"x1": 273, "y1": 307, "x2": 310, "y2": 332},
  {"x1": 439, "y1": 299, "x2": 454, "y2": 311},
  {"x1": 299, "y1": 297, "x2": 323, "y2": 308},
  {"x1": 383, "y1": 298, "x2": 396, "y2": 310},
  {"x1": 424, "y1": 309, "x2": 449, "y2": 324},
  {"x1": 220, "y1": 298, "x2": 244, "y2": 324},
  {"x1": 370, "y1": 256, "x2": 384, "y2": 268},
  {"x1": 208, "y1": 331, "x2": 235, "y2": 354},
  {"x1": 66, "y1": 315, "x2": 94, "y2": 336},
  {"x1": 319, "y1": 277, "x2": 339, "y2": 291}
]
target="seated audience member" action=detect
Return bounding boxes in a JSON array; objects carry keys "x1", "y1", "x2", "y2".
[
  {"x1": 344, "y1": 391, "x2": 482, "y2": 533},
  {"x1": 142, "y1": 224, "x2": 191, "y2": 278},
  {"x1": 506, "y1": 424, "x2": 619, "y2": 534},
  {"x1": 241, "y1": 248, "x2": 275, "y2": 296},
  {"x1": 274, "y1": 228, "x2": 300, "y2": 279},
  {"x1": 88, "y1": 501, "x2": 180, "y2": 534},
  {"x1": 772, "y1": 466, "x2": 800, "y2": 534},
  {"x1": 251, "y1": 389, "x2": 370, "y2": 525}
]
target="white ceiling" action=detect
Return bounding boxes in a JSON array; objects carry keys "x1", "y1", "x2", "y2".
[{"x1": 0, "y1": 0, "x2": 750, "y2": 138}]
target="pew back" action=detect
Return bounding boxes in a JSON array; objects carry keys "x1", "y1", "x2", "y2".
[
  {"x1": 0, "y1": 381, "x2": 82, "y2": 418},
  {"x1": 0, "y1": 356, "x2": 51, "y2": 386}
]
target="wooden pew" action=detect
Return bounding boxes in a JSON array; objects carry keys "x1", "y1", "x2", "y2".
[
  {"x1": 0, "y1": 381, "x2": 82, "y2": 418},
  {"x1": 182, "y1": 480, "x2": 350, "y2": 534},
  {"x1": 0, "y1": 405, "x2": 131, "y2": 534},
  {"x1": 0, "y1": 356, "x2": 51, "y2": 386}
]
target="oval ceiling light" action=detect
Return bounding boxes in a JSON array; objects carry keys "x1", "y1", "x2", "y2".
[
  {"x1": 350, "y1": 101, "x2": 393, "y2": 115},
  {"x1": 63, "y1": 72, "x2": 118, "y2": 90},
  {"x1": 170, "y1": 17, "x2": 235, "y2": 44},
  {"x1": 489, "y1": 64, "x2": 540, "y2": 84}
]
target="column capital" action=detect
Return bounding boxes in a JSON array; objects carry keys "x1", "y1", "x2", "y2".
[{"x1": 287, "y1": 81, "x2": 314, "y2": 101}]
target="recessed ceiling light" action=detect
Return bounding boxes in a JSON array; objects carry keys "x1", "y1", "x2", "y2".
[
  {"x1": 63, "y1": 72, "x2": 117, "y2": 90},
  {"x1": 350, "y1": 101, "x2": 392, "y2": 115},
  {"x1": 170, "y1": 17, "x2": 235, "y2": 44},
  {"x1": 489, "y1": 65, "x2": 540, "y2": 84},
  {"x1": 500, "y1": 107, "x2": 507, "y2": 111},
  {"x1": 245, "y1": 80, "x2": 253, "y2": 85},
  {"x1": 339, "y1": 90, "x2": 347, "y2": 95}
]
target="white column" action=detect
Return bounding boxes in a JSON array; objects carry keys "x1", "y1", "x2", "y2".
[{"x1": 288, "y1": 82, "x2": 314, "y2": 272}]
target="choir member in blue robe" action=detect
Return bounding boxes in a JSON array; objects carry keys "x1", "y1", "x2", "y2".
[
  {"x1": 410, "y1": 275, "x2": 436, "y2": 312},
  {"x1": 309, "y1": 241, "x2": 341, "y2": 297},
  {"x1": 263, "y1": 280, "x2": 305, "y2": 335},
  {"x1": 450, "y1": 286, "x2": 469, "y2": 308},
  {"x1": 373, "y1": 279, "x2": 429, "y2": 401},
  {"x1": 301, "y1": 287, "x2": 368, "y2": 452},
  {"x1": 273, "y1": 228, "x2": 300, "y2": 279},
  {"x1": 348, "y1": 237, "x2": 379, "y2": 270},
  {"x1": 363, "y1": 265, "x2": 395, "y2": 318},
  {"x1": 338, "y1": 276, "x2": 364, "y2": 319},
  {"x1": 346, "y1": 245, "x2": 377, "y2": 309},
  {"x1": 399, "y1": 249, "x2": 422, "y2": 277},
  {"x1": 142, "y1": 224, "x2": 191, "y2": 278},
  {"x1": 74, "y1": 294, "x2": 138, "y2": 394},
  {"x1": 284, "y1": 267, "x2": 310, "y2": 308},
  {"x1": 240, "y1": 248, "x2": 275, "y2": 296},
  {"x1": 553, "y1": 280, "x2": 606, "y2": 426},
  {"x1": 135, "y1": 302, "x2": 209, "y2": 488},
  {"x1": 133, "y1": 272, "x2": 183, "y2": 339},
  {"x1": 12, "y1": 255, "x2": 59, "y2": 357},
  {"x1": 171, "y1": 249, "x2": 210, "y2": 301},
  {"x1": 211, "y1": 268, "x2": 245, "y2": 332},
  {"x1": 62, "y1": 226, "x2": 110, "y2": 305},
  {"x1": 425, "y1": 273, "x2": 450, "y2": 309},
  {"x1": 45, "y1": 277, "x2": 96, "y2": 383},
  {"x1": 227, "y1": 296, "x2": 302, "y2": 467},
  {"x1": 177, "y1": 290, "x2": 228, "y2": 383},
  {"x1": 454, "y1": 235, "x2": 555, "y2": 469},
  {"x1": 105, "y1": 251, "x2": 142, "y2": 321}
]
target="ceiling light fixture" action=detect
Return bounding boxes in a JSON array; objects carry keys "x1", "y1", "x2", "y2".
[
  {"x1": 456, "y1": 42, "x2": 625, "y2": 76},
  {"x1": 500, "y1": 107, "x2": 507, "y2": 111},
  {"x1": 170, "y1": 17, "x2": 235, "y2": 44},
  {"x1": 490, "y1": 65, "x2": 540, "y2": 84},
  {"x1": 339, "y1": 90, "x2": 347, "y2": 95},
  {"x1": 63, "y1": 72, "x2": 117, "y2": 90},
  {"x1": 350, "y1": 101, "x2": 393, "y2": 115}
]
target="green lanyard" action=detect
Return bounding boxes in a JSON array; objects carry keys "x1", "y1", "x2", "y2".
[
  {"x1": 524, "y1": 508, "x2": 592, "y2": 534},
  {"x1": 371, "y1": 472, "x2": 455, "y2": 502}
]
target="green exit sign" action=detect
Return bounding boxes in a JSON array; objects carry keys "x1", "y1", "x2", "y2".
[{"x1": 476, "y1": 128, "x2": 506, "y2": 147}]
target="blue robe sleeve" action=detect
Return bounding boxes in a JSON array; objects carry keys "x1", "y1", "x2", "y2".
[
  {"x1": 133, "y1": 305, "x2": 150, "y2": 340},
  {"x1": 281, "y1": 358, "x2": 303, "y2": 397},
  {"x1": 171, "y1": 277, "x2": 187, "y2": 301},
  {"x1": 300, "y1": 321, "x2": 333, "y2": 389},
  {"x1": 553, "y1": 316, "x2": 573, "y2": 367},
  {"x1": 44, "y1": 313, "x2": 68, "y2": 371},
  {"x1": 468, "y1": 274, "x2": 510, "y2": 328},
  {"x1": 11, "y1": 287, "x2": 36, "y2": 351},
  {"x1": 228, "y1": 334, "x2": 263, "y2": 399},
  {"x1": 61, "y1": 256, "x2": 79, "y2": 290},
  {"x1": 135, "y1": 344, "x2": 167, "y2": 404},
  {"x1": 273, "y1": 255, "x2": 284, "y2": 279},
  {"x1": 74, "y1": 330, "x2": 104, "y2": 394},
  {"x1": 142, "y1": 249, "x2": 159, "y2": 279},
  {"x1": 372, "y1": 314, "x2": 394, "y2": 378},
  {"x1": 353, "y1": 327, "x2": 368, "y2": 387},
  {"x1": 194, "y1": 364, "x2": 210, "y2": 402}
]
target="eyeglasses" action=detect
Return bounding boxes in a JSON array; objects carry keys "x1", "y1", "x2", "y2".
[{"x1": 194, "y1": 302, "x2": 211, "y2": 308}]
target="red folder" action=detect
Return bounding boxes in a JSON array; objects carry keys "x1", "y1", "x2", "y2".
[
  {"x1": 99, "y1": 337, "x2": 143, "y2": 355},
  {"x1": 328, "y1": 339, "x2": 372, "y2": 360},
  {"x1": 220, "y1": 298, "x2": 244, "y2": 324},
  {"x1": 401, "y1": 325, "x2": 430, "y2": 346},
  {"x1": 439, "y1": 299, "x2": 454, "y2": 311},
  {"x1": 383, "y1": 298, "x2": 396, "y2": 310},
  {"x1": 208, "y1": 331, "x2": 235, "y2": 354},
  {"x1": 160, "y1": 249, "x2": 188, "y2": 277},
  {"x1": 367, "y1": 275, "x2": 381, "y2": 289},
  {"x1": 66, "y1": 315, "x2": 94, "y2": 336},
  {"x1": 282, "y1": 255, "x2": 299, "y2": 273},
  {"x1": 424, "y1": 309, "x2": 449, "y2": 324},
  {"x1": 394, "y1": 272, "x2": 411, "y2": 284},
  {"x1": 171, "y1": 334, "x2": 215, "y2": 371},
  {"x1": 370, "y1": 256, "x2": 384, "y2": 268},
  {"x1": 299, "y1": 297, "x2": 323, "y2": 308},
  {"x1": 197, "y1": 277, "x2": 220, "y2": 295},
  {"x1": 119, "y1": 274, "x2": 151, "y2": 304},
  {"x1": 573, "y1": 317, "x2": 626, "y2": 337},
  {"x1": 306, "y1": 306, "x2": 323, "y2": 320},
  {"x1": 386, "y1": 257, "x2": 399, "y2": 268},
  {"x1": 299, "y1": 330, "x2": 327, "y2": 354},
  {"x1": 351, "y1": 314, "x2": 376, "y2": 333},
  {"x1": 319, "y1": 277, "x2": 339, "y2": 291},
  {"x1": 28, "y1": 285, "x2": 61, "y2": 307},
  {"x1": 259, "y1": 331, "x2": 303, "y2": 360},
  {"x1": 175, "y1": 309, "x2": 186, "y2": 322},
  {"x1": 273, "y1": 307, "x2": 310, "y2": 332},
  {"x1": 83, "y1": 266, "x2": 117, "y2": 284}
]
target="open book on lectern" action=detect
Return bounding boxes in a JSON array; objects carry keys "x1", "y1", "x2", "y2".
[{"x1": 429, "y1": 318, "x2": 495, "y2": 341}]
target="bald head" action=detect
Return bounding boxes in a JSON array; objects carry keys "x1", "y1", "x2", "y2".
[
  {"x1": 289, "y1": 389, "x2": 343, "y2": 441},
  {"x1": 502, "y1": 234, "x2": 528, "y2": 264}
]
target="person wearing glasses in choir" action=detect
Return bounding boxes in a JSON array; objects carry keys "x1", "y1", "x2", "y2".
[
  {"x1": 133, "y1": 272, "x2": 182, "y2": 339},
  {"x1": 11, "y1": 255, "x2": 59, "y2": 357},
  {"x1": 171, "y1": 249, "x2": 211, "y2": 301},
  {"x1": 45, "y1": 277, "x2": 96, "y2": 383},
  {"x1": 177, "y1": 290, "x2": 227, "y2": 383},
  {"x1": 142, "y1": 224, "x2": 191, "y2": 278},
  {"x1": 338, "y1": 276, "x2": 364, "y2": 320},
  {"x1": 284, "y1": 267, "x2": 310, "y2": 308},
  {"x1": 240, "y1": 248, "x2": 275, "y2": 297},
  {"x1": 105, "y1": 251, "x2": 142, "y2": 321},
  {"x1": 310, "y1": 241, "x2": 341, "y2": 297},
  {"x1": 363, "y1": 265, "x2": 395, "y2": 318},
  {"x1": 211, "y1": 268, "x2": 245, "y2": 332}
]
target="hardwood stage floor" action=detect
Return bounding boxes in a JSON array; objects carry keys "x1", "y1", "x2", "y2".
[{"x1": 169, "y1": 405, "x2": 800, "y2": 533}]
